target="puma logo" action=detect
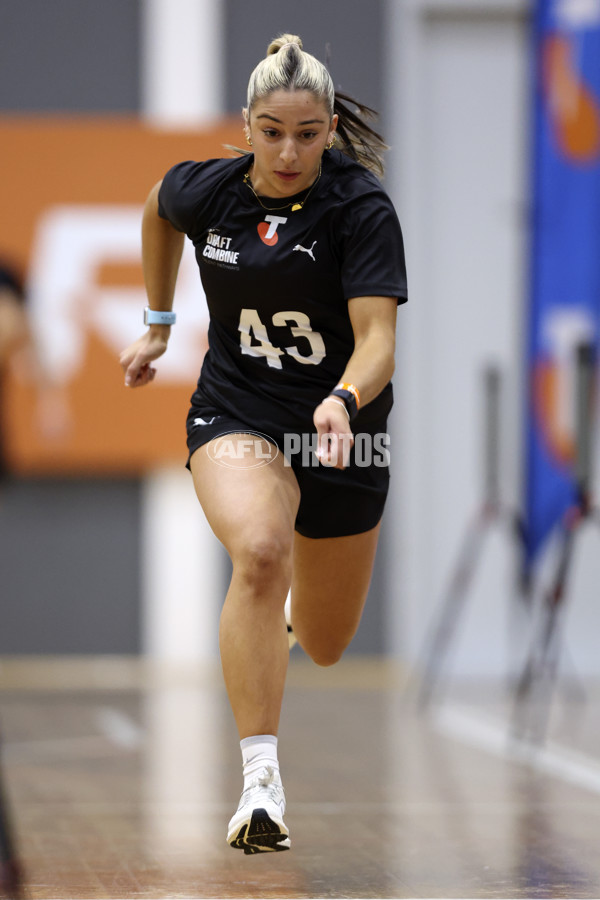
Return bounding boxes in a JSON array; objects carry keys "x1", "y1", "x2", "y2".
[
  {"x1": 193, "y1": 416, "x2": 218, "y2": 426},
  {"x1": 292, "y1": 240, "x2": 317, "y2": 262}
]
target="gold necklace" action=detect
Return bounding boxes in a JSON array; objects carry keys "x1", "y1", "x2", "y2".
[{"x1": 243, "y1": 164, "x2": 322, "y2": 213}]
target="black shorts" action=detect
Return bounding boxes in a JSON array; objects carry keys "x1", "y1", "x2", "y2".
[{"x1": 185, "y1": 395, "x2": 391, "y2": 539}]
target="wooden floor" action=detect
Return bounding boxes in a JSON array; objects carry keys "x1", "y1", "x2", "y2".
[{"x1": 0, "y1": 657, "x2": 600, "y2": 899}]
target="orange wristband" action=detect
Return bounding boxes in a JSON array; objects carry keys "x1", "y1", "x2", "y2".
[{"x1": 334, "y1": 382, "x2": 360, "y2": 410}]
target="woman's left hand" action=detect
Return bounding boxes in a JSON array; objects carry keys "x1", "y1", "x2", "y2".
[{"x1": 313, "y1": 398, "x2": 354, "y2": 470}]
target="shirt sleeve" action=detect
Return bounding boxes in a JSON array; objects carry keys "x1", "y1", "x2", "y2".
[
  {"x1": 338, "y1": 190, "x2": 408, "y2": 303},
  {"x1": 157, "y1": 160, "x2": 208, "y2": 235}
]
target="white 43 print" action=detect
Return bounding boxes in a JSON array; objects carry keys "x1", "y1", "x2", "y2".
[{"x1": 239, "y1": 308, "x2": 326, "y2": 368}]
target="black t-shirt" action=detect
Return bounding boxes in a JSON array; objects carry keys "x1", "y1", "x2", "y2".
[{"x1": 158, "y1": 149, "x2": 407, "y2": 433}]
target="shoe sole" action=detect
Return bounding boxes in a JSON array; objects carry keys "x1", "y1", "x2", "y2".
[{"x1": 228, "y1": 808, "x2": 290, "y2": 854}]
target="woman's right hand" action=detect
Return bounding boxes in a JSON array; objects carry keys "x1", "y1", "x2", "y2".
[
  {"x1": 120, "y1": 326, "x2": 170, "y2": 387},
  {"x1": 313, "y1": 397, "x2": 354, "y2": 470}
]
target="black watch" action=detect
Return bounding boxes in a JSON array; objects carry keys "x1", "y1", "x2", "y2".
[{"x1": 329, "y1": 388, "x2": 358, "y2": 422}]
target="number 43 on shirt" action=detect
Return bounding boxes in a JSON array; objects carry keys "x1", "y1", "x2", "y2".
[{"x1": 238, "y1": 308, "x2": 326, "y2": 368}]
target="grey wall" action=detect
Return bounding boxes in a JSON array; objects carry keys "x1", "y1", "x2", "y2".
[
  {"x1": 0, "y1": 0, "x2": 383, "y2": 115},
  {"x1": 224, "y1": 0, "x2": 384, "y2": 114},
  {"x1": 0, "y1": 0, "x2": 388, "y2": 655},
  {"x1": 0, "y1": 478, "x2": 141, "y2": 654},
  {"x1": 0, "y1": 0, "x2": 141, "y2": 112},
  {"x1": 0, "y1": 0, "x2": 144, "y2": 654}
]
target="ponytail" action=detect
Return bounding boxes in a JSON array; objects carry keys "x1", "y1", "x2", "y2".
[{"x1": 332, "y1": 91, "x2": 387, "y2": 178}]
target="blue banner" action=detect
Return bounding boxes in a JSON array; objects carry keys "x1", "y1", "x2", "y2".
[{"x1": 525, "y1": 0, "x2": 600, "y2": 564}]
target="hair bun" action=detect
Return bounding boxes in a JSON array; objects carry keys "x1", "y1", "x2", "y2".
[{"x1": 266, "y1": 33, "x2": 303, "y2": 56}]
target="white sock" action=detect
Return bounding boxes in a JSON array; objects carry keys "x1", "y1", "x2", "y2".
[{"x1": 240, "y1": 734, "x2": 280, "y2": 788}]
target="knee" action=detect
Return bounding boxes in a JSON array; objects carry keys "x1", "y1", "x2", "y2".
[
  {"x1": 294, "y1": 618, "x2": 357, "y2": 667},
  {"x1": 236, "y1": 535, "x2": 292, "y2": 593},
  {"x1": 309, "y1": 646, "x2": 345, "y2": 668},
  {"x1": 297, "y1": 631, "x2": 348, "y2": 667}
]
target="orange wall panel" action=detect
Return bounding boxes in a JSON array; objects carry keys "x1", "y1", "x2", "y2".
[{"x1": 0, "y1": 116, "x2": 242, "y2": 474}]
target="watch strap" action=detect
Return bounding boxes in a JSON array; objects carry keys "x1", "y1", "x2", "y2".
[
  {"x1": 144, "y1": 307, "x2": 176, "y2": 326},
  {"x1": 329, "y1": 388, "x2": 358, "y2": 422}
]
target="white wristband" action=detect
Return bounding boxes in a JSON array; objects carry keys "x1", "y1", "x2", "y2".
[
  {"x1": 144, "y1": 307, "x2": 176, "y2": 326},
  {"x1": 322, "y1": 395, "x2": 351, "y2": 421}
]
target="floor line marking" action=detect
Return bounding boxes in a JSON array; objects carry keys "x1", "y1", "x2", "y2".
[
  {"x1": 95, "y1": 706, "x2": 144, "y2": 749},
  {"x1": 434, "y1": 703, "x2": 600, "y2": 795},
  {"x1": 2, "y1": 707, "x2": 143, "y2": 760}
]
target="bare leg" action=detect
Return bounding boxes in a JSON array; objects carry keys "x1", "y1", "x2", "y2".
[
  {"x1": 291, "y1": 524, "x2": 381, "y2": 666},
  {"x1": 190, "y1": 439, "x2": 300, "y2": 739}
]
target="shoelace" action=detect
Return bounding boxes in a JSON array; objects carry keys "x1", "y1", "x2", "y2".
[
  {"x1": 257, "y1": 768, "x2": 274, "y2": 787},
  {"x1": 241, "y1": 766, "x2": 284, "y2": 806}
]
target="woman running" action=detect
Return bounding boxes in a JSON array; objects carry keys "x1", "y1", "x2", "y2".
[{"x1": 120, "y1": 32, "x2": 407, "y2": 854}]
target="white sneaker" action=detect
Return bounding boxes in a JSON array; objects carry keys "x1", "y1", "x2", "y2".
[
  {"x1": 284, "y1": 591, "x2": 297, "y2": 649},
  {"x1": 227, "y1": 766, "x2": 290, "y2": 853}
]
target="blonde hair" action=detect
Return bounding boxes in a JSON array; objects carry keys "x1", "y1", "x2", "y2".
[
  {"x1": 242, "y1": 33, "x2": 388, "y2": 177},
  {"x1": 247, "y1": 34, "x2": 335, "y2": 117}
]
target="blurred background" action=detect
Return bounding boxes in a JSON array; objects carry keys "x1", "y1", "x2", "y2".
[{"x1": 1, "y1": 0, "x2": 599, "y2": 681}]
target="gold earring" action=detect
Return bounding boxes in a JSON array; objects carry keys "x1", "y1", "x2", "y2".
[
  {"x1": 326, "y1": 138, "x2": 335, "y2": 150},
  {"x1": 246, "y1": 135, "x2": 253, "y2": 146}
]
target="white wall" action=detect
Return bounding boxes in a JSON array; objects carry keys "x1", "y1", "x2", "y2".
[
  {"x1": 140, "y1": 0, "x2": 225, "y2": 662},
  {"x1": 385, "y1": 0, "x2": 532, "y2": 676},
  {"x1": 385, "y1": 0, "x2": 600, "y2": 678}
]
